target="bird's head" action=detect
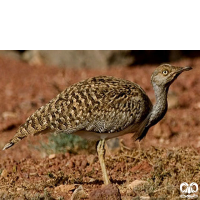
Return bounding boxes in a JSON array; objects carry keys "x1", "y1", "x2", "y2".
[{"x1": 151, "y1": 64, "x2": 192, "y2": 88}]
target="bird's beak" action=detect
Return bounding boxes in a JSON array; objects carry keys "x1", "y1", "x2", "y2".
[
  {"x1": 173, "y1": 66, "x2": 192, "y2": 77},
  {"x1": 170, "y1": 66, "x2": 192, "y2": 80},
  {"x1": 182, "y1": 66, "x2": 192, "y2": 71},
  {"x1": 177, "y1": 66, "x2": 192, "y2": 73}
]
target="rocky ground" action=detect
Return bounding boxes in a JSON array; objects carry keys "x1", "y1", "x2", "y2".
[{"x1": 0, "y1": 56, "x2": 200, "y2": 199}]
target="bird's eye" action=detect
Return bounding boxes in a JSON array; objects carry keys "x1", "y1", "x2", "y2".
[{"x1": 162, "y1": 70, "x2": 168, "y2": 75}]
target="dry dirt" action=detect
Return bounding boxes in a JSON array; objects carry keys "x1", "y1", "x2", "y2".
[{"x1": 0, "y1": 56, "x2": 200, "y2": 199}]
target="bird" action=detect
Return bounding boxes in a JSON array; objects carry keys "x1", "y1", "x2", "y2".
[{"x1": 3, "y1": 64, "x2": 192, "y2": 185}]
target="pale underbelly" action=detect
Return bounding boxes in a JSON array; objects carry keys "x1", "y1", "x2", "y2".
[{"x1": 73, "y1": 124, "x2": 138, "y2": 141}]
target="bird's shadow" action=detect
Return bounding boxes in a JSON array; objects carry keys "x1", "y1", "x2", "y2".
[{"x1": 111, "y1": 179, "x2": 126, "y2": 185}]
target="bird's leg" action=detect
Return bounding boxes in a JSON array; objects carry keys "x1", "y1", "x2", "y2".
[
  {"x1": 97, "y1": 139, "x2": 110, "y2": 185},
  {"x1": 137, "y1": 140, "x2": 141, "y2": 153}
]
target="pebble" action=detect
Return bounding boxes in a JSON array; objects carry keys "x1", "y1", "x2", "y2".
[
  {"x1": 71, "y1": 185, "x2": 87, "y2": 200},
  {"x1": 1, "y1": 169, "x2": 8, "y2": 178},
  {"x1": 49, "y1": 154, "x2": 56, "y2": 159},
  {"x1": 128, "y1": 180, "x2": 148, "y2": 190},
  {"x1": 54, "y1": 184, "x2": 76, "y2": 193}
]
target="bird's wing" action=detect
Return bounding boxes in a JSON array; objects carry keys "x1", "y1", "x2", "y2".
[{"x1": 47, "y1": 76, "x2": 152, "y2": 134}]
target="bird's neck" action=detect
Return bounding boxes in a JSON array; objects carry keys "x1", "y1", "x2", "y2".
[{"x1": 148, "y1": 84, "x2": 169, "y2": 127}]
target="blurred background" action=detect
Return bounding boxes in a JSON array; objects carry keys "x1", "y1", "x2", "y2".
[{"x1": 1, "y1": 50, "x2": 200, "y2": 68}]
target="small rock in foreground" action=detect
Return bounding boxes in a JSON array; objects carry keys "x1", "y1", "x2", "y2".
[{"x1": 89, "y1": 184, "x2": 121, "y2": 200}]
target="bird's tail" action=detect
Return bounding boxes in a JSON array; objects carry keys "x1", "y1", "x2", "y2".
[
  {"x1": 3, "y1": 130, "x2": 22, "y2": 150},
  {"x1": 3, "y1": 106, "x2": 49, "y2": 150},
  {"x1": 3, "y1": 125, "x2": 38, "y2": 150}
]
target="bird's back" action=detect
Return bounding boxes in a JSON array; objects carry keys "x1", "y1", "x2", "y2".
[{"x1": 4, "y1": 76, "x2": 153, "y2": 148}]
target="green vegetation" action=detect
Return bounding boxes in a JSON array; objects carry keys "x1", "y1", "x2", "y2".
[{"x1": 38, "y1": 132, "x2": 95, "y2": 154}]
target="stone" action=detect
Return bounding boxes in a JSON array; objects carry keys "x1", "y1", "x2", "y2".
[
  {"x1": 54, "y1": 184, "x2": 76, "y2": 193},
  {"x1": 48, "y1": 154, "x2": 56, "y2": 159},
  {"x1": 71, "y1": 185, "x2": 87, "y2": 200},
  {"x1": 1, "y1": 169, "x2": 8, "y2": 178},
  {"x1": 89, "y1": 184, "x2": 121, "y2": 200},
  {"x1": 128, "y1": 180, "x2": 148, "y2": 190}
]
